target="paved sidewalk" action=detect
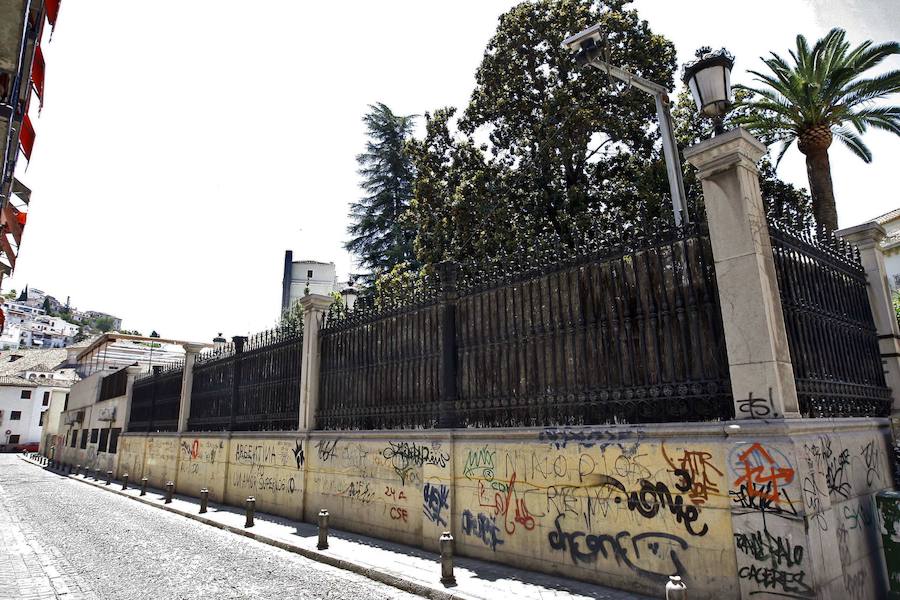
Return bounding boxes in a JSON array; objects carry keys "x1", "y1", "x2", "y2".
[{"x1": 22, "y1": 456, "x2": 651, "y2": 600}]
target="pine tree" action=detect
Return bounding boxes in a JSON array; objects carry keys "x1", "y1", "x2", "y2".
[{"x1": 345, "y1": 103, "x2": 417, "y2": 280}]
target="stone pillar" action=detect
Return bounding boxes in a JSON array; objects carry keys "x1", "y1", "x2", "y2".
[
  {"x1": 176, "y1": 343, "x2": 206, "y2": 433},
  {"x1": 684, "y1": 127, "x2": 799, "y2": 418},
  {"x1": 298, "y1": 294, "x2": 334, "y2": 431},
  {"x1": 836, "y1": 221, "x2": 900, "y2": 414},
  {"x1": 121, "y1": 366, "x2": 145, "y2": 433}
]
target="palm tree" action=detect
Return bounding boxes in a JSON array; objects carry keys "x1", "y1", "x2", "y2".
[{"x1": 735, "y1": 28, "x2": 900, "y2": 232}]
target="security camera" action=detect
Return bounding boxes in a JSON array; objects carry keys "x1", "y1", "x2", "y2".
[{"x1": 562, "y1": 23, "x2": 602, "y2": 53}]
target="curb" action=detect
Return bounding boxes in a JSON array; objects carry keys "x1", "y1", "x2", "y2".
[{"x1": 19, "y1": 456, "x2": 462, "y2": 600}]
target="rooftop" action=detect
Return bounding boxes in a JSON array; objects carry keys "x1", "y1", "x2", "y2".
[{"x1": 0, "y1": 348, "x2": 67, "y2": 377}]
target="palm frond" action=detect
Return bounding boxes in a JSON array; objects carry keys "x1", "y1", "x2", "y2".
[
  {"x1": 833, "y1": 125, "x2": 872, "y2": 162},
  {"x1": 773, "y1": 138, "x2": 796, "y2": 168}
]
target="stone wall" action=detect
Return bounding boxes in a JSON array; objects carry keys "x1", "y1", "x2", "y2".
[{"x1": 113, "y1": 418, "x2": 892, "y2": 599}]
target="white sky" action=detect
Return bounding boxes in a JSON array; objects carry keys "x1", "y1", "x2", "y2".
[{"x1": 7, "y1": 0, "x2": 899, "y2": 342}]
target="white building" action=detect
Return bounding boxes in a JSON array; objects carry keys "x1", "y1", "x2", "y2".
[
  {"x1": 0, "y1": 376, "x2": 71, "y2": 451},
  {"x1": 0, "y1": 300, "x2": 79, "y2": 349},
  {"x1": 280, "y1": 251, "x2": 338, "y2": 313}
]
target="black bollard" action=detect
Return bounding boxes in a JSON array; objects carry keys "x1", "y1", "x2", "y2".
[
  {"x1": 245, "y1": 497, "x2": 256, "y2": 528},
  {"x1": 106, "y1": 470, "x2": 112, "y2": 485},
  {"x1": 140, "y1": 477, "x2": 148, "y2": 496},
  {"x1": 122, "y1": 473, "x2": 129, "y2": 490},
  {"x1": 164, "y1": 481, "x2": 174, "y2": 504},
  {"x1": 317, "y1": 509, "x2": 329, "y2": 550},
  {"x1": 199, "y1": 488, "x2": 209, "y2": 514},
  {"x1": 75, "y1": 464, "x2": 81, "y2": 476}
]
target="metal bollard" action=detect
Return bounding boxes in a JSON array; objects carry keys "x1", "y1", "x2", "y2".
[
  {"x1": 666, "y1": 575, "x2": 687, "y2": 600},
  {"x1": 106, "y1": 470, "x2": 112, "y2": 485},
  {"x1": 165, "y1": 481, "x2": 174, "y2": 504},
  {"x1": 140, "y1": 477, "x2": 148, "y2": 496},
  {"x1": 439, "y1": 532, "x2": 456, "y2": 585},
  {"x1": 199, "y1": 488, "x2": 209, "y2": 514},
  {"x1": 245, "y1": 497, "x2": 256, "y2": 528},
  {"x1": 122, "y1": 473, "x2": 129, "y2": 490},
  {"x1": 94, "y1": 468, "x2": 100, "y2": 480},
  {"x1": 75, "y1": 464, "x2": 81, "y2": 476},
  {"x1": 317, "y1": 509, "x2": 329, "y2": 550}
]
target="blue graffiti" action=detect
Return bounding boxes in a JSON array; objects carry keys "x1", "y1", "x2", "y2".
[
  {"x1": 423, "y1": 482, "x2": 449, "y2": 526},
  {"x1": 461, "y1": 509, "x2": 504, "y2": 551}
]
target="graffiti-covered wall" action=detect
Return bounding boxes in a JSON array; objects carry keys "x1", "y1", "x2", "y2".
[{"x1": 117, "y1": 418, "x2": 892, "y2": 600}]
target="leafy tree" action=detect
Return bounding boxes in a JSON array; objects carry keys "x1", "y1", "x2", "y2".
[
  {"x1": 735, "y1": 28, "x2": 900, "y2": 232},
  {"x1": 149, "y1": 330, "x2": 160, "y2": 338},
  {"x1": 405, "y1": 0, "x2": 679, "y2": 270},
  {"x1": 345, "y1": 103, "x2": 418, "y2": 281},
  {"x1": 4, "y1": 289, "x2": 16, "y2": 300},
  {"x1": 94, "y1": 316, "x2": 115, "y2": 332},
  {"x1": 279, "y1": 301, "x2": 304, "y2": 334}
]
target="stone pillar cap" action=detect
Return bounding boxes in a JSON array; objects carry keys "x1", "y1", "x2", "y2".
[
  {"x1": 182, "y1": 343, "x2": 208, "y2": 354},
  {"x1": 299, "y1": 293, "x2": 334, "y2": 311},
  {"x1": 683, "y1": 127, "x2": 767, "y2": 178},
  {"x1": 835, "y1": 220, "x2": 886, "y2": 244}
]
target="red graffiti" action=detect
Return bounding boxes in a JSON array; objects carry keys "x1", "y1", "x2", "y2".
[
  {"x1": 191, "y1": 439, "x2": 199, "y2": 460},
  {"x1": 734, "y1": 443, "x2": 795, "y2": 504},
  {"x1": 390, "y1": 506, "x2": 408, "y2": 522},
  {"x1": 384, "y1": 486, "x2": 407, "y2": 501},
  {"x1": 479, "y1": 472, "x2": 536, "y2": 535}
]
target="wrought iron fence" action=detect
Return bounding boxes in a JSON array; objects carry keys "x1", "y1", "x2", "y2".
[
  {"x1": 318, "y1": 295, "x2": 445, "y2": 430},
  {"x1": 98, "y1": 368, "x2": 128, "y2": 401},
  {"x1": 188, "y1": 327, "x2": 302, "y2": 432},
  {"x1": 317, "y1": 222, "x2": 734, "y2": 429},
  {"x1": 768, "y1": 218, "x2": 891, "y2": 417},
  {"x1": 127, "y1": 362, "x2": 184, "y2": 432}
]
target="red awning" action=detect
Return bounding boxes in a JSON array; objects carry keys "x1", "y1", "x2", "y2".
[
  {"x1": 45, "y1": 0, "x2": 61, "y2": 33},
  {"x1": 31, "y1": 45, "x2": 45, "y2": 109},
  {"x1": 19, "y1": 115, "x2": 35, "y2": 161}
]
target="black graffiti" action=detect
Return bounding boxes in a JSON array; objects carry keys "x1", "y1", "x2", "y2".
[
  {"x1": 461, "y1": 509, "x2": 504, "y2": 551},
  {"x1": 734, "y1": 528, "x2": 804, "y2": 569},
  {"x1": 860, "y1": 440, "x2": 882, "y2": 487},
  {"x1": 338, "y1": 480, "x2": 375, "y2": 503},
  {"x1": 316, "y1": 439, "x2": 338, "y2": 462},
  {"x1": 382, "y1": 441, "x2": 449, "y2": 469},
  {"x1": 606, "y1": 470, "x2": 708, "y2": 537},
  {"x1": 539, "y1": 427, "x2": 642, "y2": 455},
  {"x1": 736, "y1": 389, "x2": 776, "y2": 418},
  {"x1": 730, "y1": 482, "x2": 799, "y2": 518},
  {"x1": 547, "y1": 514, "x2": 687, "y2": 583},
  {"x1": 292, "y1": 440, "x2": 304, "y2": 469},
  {"x1": 738, "y1": 564, "x2": 813, "y2": 598},
  {"x1": 801, "y1": 475, "x2": 828, "y2": 531},
  {"x1": 806, "y1": 437, "x2": 851, "y2": 499}
]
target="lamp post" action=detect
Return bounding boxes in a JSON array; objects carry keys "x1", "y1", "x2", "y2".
[
  {"x1": 340, "y1": 283, "x2": 358, "y2": 312},
  {"x1": 562, "y1": 23, "x2": 689, "y2": 226},
  {"x1": 682, "y1": 47, "x2": 734, "y2": 135}
]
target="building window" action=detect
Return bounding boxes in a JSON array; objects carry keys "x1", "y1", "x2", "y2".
[
  {"x1": 90, "y1": 429, "x2": 99, "y2": 444},
  {"x1": 307, "y1": 269, "x2": 313, "y2": 279},
  {"x1": 98, "y1": 428, "x2": 110, "y2": 453},
  {"x1": 108, "y1": 428, "x2": 122, "y2": 454},
  {"x1": 64, "y1": 393, "x2": 69, "y2": 411},
  {"x1": 42, "y1": 391, "x2": 50, "y2": 406},
  {"x1": 39, "y1": 411, "x2": 45, "y2": 427},
  {"x1": 70, "y1": 431, "x2": 77, "y2": 448},
  {"x1": 79, "y1": 429, "x2": 88, "y2": 450},
  {"x1": 10, "y1": 411, "x2": 21, "y2": 420},
  {"x1": 20, "y1": 390, "x2": 31, "y2": 399},
  {"x1": 8, "y1": 434, "x2": 19, "y2": 444}
]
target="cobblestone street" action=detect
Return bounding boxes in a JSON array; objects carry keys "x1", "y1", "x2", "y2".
[{"x1": 0, "y1": 455, "x2": 420, "y2": 599}]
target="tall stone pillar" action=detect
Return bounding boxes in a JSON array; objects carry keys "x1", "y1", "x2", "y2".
[
  {"x1": 836, "y1": 221, "x2": 900, "y2": 414},
  {"x1": 298, "y1": 294, "x2": 334, "y2": 431},
  {"x1": 684, "y1": 127, "x2": 799, "y2": 418},
  {"x1": 176, "y1": 343, "x2": 206, "y2": 433}
]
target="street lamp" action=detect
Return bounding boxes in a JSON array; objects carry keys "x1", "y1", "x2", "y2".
[
  {"x1": 562, "y1": 24, "x2": 689, "y2": 226},
  {"x1": 682, "y1": 48, "x2": 734, "y2": 135},
  {"x1": 340, "y1": 283, "x2": 358, "y2": 311}
]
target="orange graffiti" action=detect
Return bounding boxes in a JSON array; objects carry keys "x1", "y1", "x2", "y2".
[
  {"x1": 479, "y1": 472, "x2": 536, "y2": 535},
  {"x1": 662, "y1": 444, "x2": 724, "y2": 505},
  {"x1": 191, "y1": 439, "x2": 200, "y2": 460},
  {"x1": 734, "y1": 443, "x2": 795, "y2": 504}
]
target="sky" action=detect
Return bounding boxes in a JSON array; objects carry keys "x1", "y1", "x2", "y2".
[{"x1": 7, "y1": 0, "x2": 899, "y2": 342}]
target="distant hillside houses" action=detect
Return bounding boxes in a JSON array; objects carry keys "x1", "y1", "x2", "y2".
[{"x1": 0, "y1": 285, "x2": 124, "y2": 350}]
